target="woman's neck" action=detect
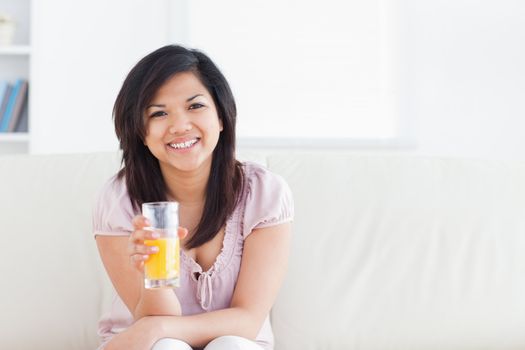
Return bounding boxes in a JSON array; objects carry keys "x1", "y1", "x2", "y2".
[{"x1": 160, "y1": 163, "x2": 210, "y2": 206}]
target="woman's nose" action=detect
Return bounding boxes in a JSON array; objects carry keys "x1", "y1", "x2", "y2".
[{"x1": 168, "y1": 113, "x2": 192, "y2": 134}]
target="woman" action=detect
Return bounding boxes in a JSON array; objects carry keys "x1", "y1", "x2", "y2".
[{"x1": 93, "y1": 45, "x2": 293, "y2": 350}]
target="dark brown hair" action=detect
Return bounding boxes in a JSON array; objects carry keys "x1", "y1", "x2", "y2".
[{"x1": 113, "y1": 45, "x2": 244, "y2": 249}]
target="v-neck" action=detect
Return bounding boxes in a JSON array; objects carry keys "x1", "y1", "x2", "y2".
[{"x1": 180, "y1": 214, "x2": 234, "y2": 276}]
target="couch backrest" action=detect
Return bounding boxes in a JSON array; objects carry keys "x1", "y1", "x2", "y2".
[
  {"x1": 269, "y1": 154, "x2": 525, "y2": 350},
  {"x1": 1, "y1": 152, "x2": 525, "y2": 349},
  {"x1": 0, "y1": 153, "x2": 121, "y2": 349}
]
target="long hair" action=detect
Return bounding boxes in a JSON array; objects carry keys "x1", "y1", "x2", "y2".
[{"x1": 113, "y1": 45, "x2": 244, "y2": 249}]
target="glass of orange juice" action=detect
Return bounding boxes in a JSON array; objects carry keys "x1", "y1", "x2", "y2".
[{"x1": 142, "y1": 201, "x2": 180, "y2": 289}]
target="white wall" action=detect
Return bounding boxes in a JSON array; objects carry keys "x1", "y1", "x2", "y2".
[
  {"x1": 25, "y1": 0, "x2": 525, "y2": 161},
  {"x1": 185, "y1": 0, "x2": 400, "y2": 141},
  {"x1": 30, "y1": 0, "x2": 171, "y2": 154},
  {"x1": 399, "y1": 0, "x2": 525, "y2": 161}
]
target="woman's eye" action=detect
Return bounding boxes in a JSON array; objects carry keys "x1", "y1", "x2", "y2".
[
  {"x1": 189, "y1": 103, "x2": 204, "y2": 110},
  {"x1": 150, "y1": 111, "x2": 167, "y2": 118}
]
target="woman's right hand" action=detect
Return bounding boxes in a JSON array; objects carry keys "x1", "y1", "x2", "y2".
[{"x1": 129, "y1": 215, "x2": 188, "y2": 272}]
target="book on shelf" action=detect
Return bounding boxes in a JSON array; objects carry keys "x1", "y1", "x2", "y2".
[
  {"x1": 0, "y1": 79, "x2": 28, "y2": 132},
  {"x1": 0, "y1": 81, "x2": 10, "y2": 129},
  {"x1": 14, "y1": 104, "x2": 28, "y2": 132},
  {"x1": 8, "y1": 80, "x2": 28, "y2": 132}
]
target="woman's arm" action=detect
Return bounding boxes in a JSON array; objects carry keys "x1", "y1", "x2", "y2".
[
  {"x1": 150, "y1": 222, "x2": 293, "y2": 347},
  {"x1": 96, "y1": 216, "x2": 187, "y2": 319}
]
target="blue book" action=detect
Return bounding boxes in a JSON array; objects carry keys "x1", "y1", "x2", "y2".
[
  {"x1": 8, "y1": 80, "x2": 28, "y2": 132},
  {"x1": 0, "y1": 81, "x2": 10, "y2": 129},
  {"x1": 0, "y1": 79, "x2": 23, "y2": 132}
]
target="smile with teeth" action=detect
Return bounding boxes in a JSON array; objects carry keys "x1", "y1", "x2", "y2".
[{"x1": 168, "y1": 138, "x2": 199, "y2": 149}]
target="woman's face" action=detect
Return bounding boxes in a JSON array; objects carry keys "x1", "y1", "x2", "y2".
[{"x1": 144, "y1": 71, "x2": 223, "y2": 174}]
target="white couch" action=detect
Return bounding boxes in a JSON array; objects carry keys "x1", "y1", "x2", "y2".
[{"x1": 1, "y1": 151, "x2": 524, "y2": 350}]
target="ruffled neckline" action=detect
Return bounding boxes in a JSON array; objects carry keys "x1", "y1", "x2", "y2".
[
  {"x1": 179, "y1": 162, "x2": 254, "y2": 281},
  {"x1": 180, "y1": 206, "x2": 240, "y2": 280}
]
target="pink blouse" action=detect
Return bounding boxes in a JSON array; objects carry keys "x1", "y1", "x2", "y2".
[{"x1": 92, "y1": 162, "x2": 294, "y2": 350}]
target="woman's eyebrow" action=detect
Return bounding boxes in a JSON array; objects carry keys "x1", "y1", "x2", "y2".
[
  {"x1": 146, "y1": 104, "x2": 165, "y2": 109},
  {"x1": 146, "y1": 94, "x2": 204, "y2": 109},
  {"x1": 187, "y1": 94, "x2": 204, "y2": 102}
]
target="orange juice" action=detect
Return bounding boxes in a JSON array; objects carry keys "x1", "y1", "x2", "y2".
[{"x1": 144, "y1": 237, "x2": 180, "y2": 287}]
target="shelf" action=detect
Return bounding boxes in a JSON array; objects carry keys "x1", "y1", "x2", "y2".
[
  {"x1": 0, "y1": 45, "x2": 31, "y2": 55},
  {"x1": 0, "y1": 0, "x2": 31, "y2": 154},
  {"x1": 0, "y1": 133, "x2": 30, "y2": 142}
]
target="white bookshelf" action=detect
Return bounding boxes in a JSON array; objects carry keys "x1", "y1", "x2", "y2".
[
  {"x1": 0, "y1": 45, "x2": 31, "y2": 55},
  {"x1": 0, "y1": 0, "x2": 31, "y2": 154},
  {"x1": 0, "y1": 132, "x2": 29, "y2": 142}
]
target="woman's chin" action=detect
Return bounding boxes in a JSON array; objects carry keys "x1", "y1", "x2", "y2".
[{"x1": 163, "y1": 156, "x2": 211, "y2": 174}]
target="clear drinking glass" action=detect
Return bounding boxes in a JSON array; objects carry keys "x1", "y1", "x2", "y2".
[{"x1": 142, "y1": 201, "x2": 180, "y2": 289}]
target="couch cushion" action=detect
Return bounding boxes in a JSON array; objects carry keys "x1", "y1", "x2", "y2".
[
  {"x1": 0, "y1": 152, "x2": 121, "y2": 349},
  {"x1": 268, "y1": 154, "x2": 525, "y2": 350}
]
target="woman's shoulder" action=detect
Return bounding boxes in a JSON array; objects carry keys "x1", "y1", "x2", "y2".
[
  {"x1": 92, "y1": 173, "x2": 136, "y2": 235},
  {"x1": 241, "y1": 161, "x2": 289, "y2": 191},
  {"x1": 97, "y1": 173, "x2": 126, "y2": 196},
  {"x1": 94, "y1": 173, "x2": 133, "y2": 212},
  {"x1": 239, "y1": 161, "x2": 294, "y2": 237}
]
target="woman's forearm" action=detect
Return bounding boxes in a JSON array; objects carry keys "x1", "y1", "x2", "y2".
[
  {"x1": 153, "y1": 307, "x2": 262, "y2": 348},
  {"x1": 133, "y1": 287, "x2": 182, "y2": 319}
]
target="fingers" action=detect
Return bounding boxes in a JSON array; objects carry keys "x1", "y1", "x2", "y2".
[
  {"x1": 128, "y1": 237, "x2": 157, "y2": 272},
  {"x1": 132, "y1": 242, "x2": 159, "y2": 255},
  {"x1": 128, "y1": 220, "x2": 188, "y2": 273},
  {"x1": 130, "y1": 228, "x2": 160, "y2": 244},
  {"x1": 132, "y1": 215, "x2": 150, "y2": 230},
  {"x1": 178, "y1": 227, "x2": 189, "y2": 239},
  {"x1": 130, "y1": 254, "x2": 147, "y2": 272},
  {"x1": 128, "y1": 218, "x2": 159, "y2": 273}
]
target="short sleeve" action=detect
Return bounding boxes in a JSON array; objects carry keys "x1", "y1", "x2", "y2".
[
  {"x1": 92, "y1": 175, "x2": 137, "y2": 237},
  {"x1": 242, "y1": 162, "x2": 294, "y2": 238}
]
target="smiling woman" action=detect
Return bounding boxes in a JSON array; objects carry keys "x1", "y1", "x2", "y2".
[
  {"x1": 144, "y1": 72, "x2": 223, "y2": 174},
  {"x1": 112, "y1": 46, "x2": 241, "y2": 250},
  {"x1": 93, "y1": 45, "x2": 294, "y2": 350}
]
